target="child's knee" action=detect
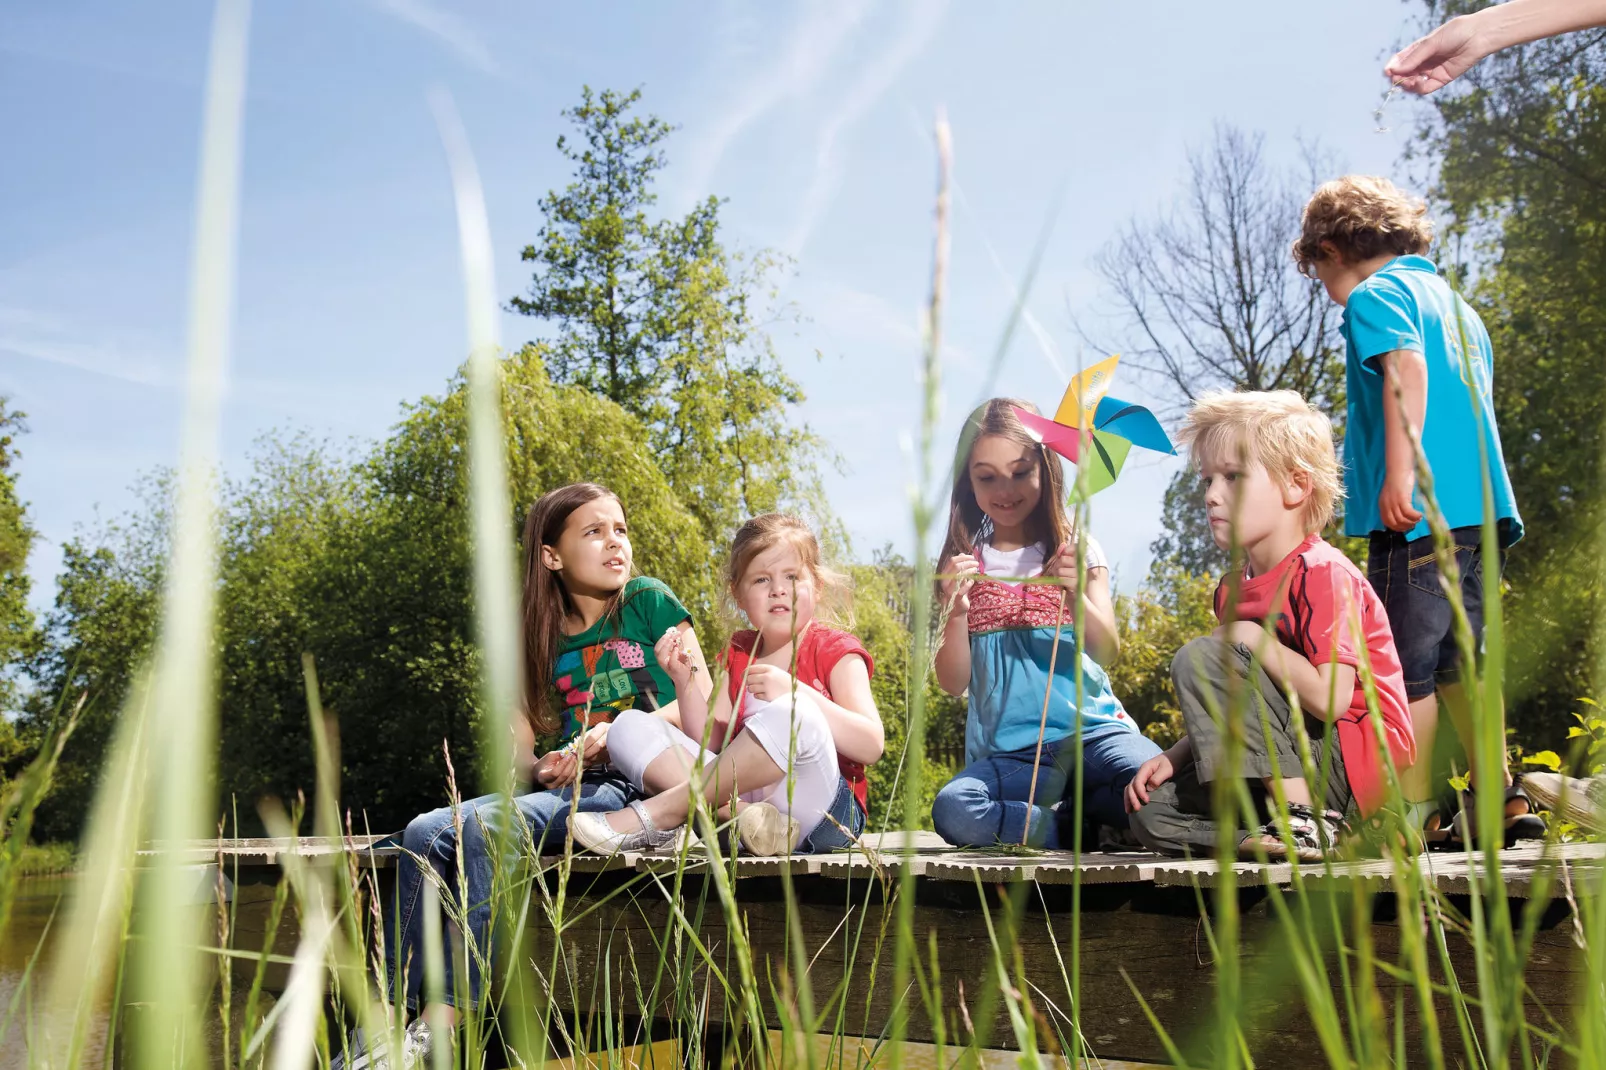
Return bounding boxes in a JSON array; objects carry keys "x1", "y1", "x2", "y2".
[
  {"x1": 931, "y1": 778, "x2": 989, "y2": 846},
  {"x1": 1170, "y1": 635, "x2": 1229, "y2": 685},
  {"x1": 404, "y1": 806, "x2": 456, "y2": 854}
]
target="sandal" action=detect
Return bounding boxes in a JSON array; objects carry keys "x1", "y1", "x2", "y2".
[
  {"x1": 1239, "y1": 803, "x2": 1347, "y2": 863},
  {"x1": 1435, "y1": 777, "x2": 1547, "y2": 850},
  {"x1": 570, "y1": 800, "x2": 679, "y2": 854}
]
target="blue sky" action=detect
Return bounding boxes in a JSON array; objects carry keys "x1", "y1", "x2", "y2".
[{"x1": 2, "y1": 0, "x2": 1423, "y2": 611}]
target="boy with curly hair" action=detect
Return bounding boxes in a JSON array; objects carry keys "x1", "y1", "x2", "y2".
[{"x1": 1292, "y1": 175, "x2": 1540, "y2": 847}]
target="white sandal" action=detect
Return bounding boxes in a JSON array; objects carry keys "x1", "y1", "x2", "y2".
[{"x1": 571, "y1": 800, "x2": 672, "y2": 855}]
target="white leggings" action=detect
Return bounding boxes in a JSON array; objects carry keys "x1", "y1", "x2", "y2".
[{"x1": 606, "y1": 693, "x2": 838, "y2": 850}]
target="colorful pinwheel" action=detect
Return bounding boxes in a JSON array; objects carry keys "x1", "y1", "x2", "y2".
[{"x1": 1012, "y1": 355, "x2": 1176, "y2": 497}]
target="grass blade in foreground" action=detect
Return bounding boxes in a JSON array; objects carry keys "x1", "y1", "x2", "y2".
[
  {"x1": 431, "y1": 87, "x2": 541, "y2": 1063},
  {"x1": 130, "y1": 2, "x2": 252, "y2": 1061},
  {"x1": 890, "y1": 108, "x2": 950, "y2": 1066}
]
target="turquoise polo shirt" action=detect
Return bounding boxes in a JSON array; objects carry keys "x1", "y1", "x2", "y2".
[{"x1": 1341, "y1": 255, "x2": 1523, "y2": 546}]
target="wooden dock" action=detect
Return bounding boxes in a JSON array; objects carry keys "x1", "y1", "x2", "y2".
[{"x1": 161, "y1": 833, "x2": 1604, "y2": 1067}]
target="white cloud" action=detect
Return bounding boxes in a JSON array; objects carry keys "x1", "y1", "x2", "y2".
[
  {"x1": 679, "y1": 1, "x2": 873, "y2": 203},
  {"x1": 0, "y1": 307, "x2": 174, "y2": 387},
  {"x1": 364, "y1": 0, "x2": 500, "y2": 76},
  {"x1": 784, "y1": 0, "x2": 947, "y2": 256}
]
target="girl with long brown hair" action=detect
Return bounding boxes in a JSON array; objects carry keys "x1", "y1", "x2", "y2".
[
  {"x1": 929, "y1": 399, "x2": 1159, "y2": 850},
  {"x1": 346, "y1": 483, "x2": 710, "y2": 1067}
]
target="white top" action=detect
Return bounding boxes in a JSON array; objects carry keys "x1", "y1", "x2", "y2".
[{"x1": 978, "y1": 535, "x2": 1109, "y2": 579}]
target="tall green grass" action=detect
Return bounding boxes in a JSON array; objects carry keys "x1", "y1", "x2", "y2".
[{"x1": 0, "y1": 3, "x2": 1601, "y2": 1068}]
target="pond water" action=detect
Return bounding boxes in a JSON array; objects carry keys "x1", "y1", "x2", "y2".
[{"x1": 0, "y1": 875, "x2": 110, "y2": 1068}]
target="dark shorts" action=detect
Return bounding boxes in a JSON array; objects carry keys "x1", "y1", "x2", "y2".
[{"x1": 1367, "y1": 527, "x2": 1497, "y2": 701}]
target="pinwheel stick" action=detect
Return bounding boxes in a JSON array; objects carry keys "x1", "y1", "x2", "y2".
[{"x1": 1022, "y1": 587, "x2": 1068, "y2": 846}]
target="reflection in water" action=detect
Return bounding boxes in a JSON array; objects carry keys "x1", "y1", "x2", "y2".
[{"x1": 0, "y1": 876, "x2": 108, "y2": 1070}]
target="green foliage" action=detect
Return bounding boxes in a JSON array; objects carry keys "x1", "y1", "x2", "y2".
[
  {"x1": 511, "y1": 86, "x2": 819, "y2": 550},
  {"x1": 25, "y1": 354, "x2": 717, "y2": 836},
  {"x1": 849, "y1": 548, "x2": 965, "y2": 832},
  {"x1": 1108, "y1": 563, "x2": 1218, "y2": 747},
  {"x1": 1419, "y1": 8, "x2": 1606, "y2": 745},
  {"x1": 1149, "y1": 471, "x2": 1230, "y2": 578},
  {"x1": 0, "y1": 399, "x2": 36, "y2": 713}
]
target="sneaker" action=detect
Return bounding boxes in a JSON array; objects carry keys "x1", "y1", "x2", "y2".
[
  {"x1": 736, "y1": 802, "x2": 799, "y2": 856},
  {"x1": 330, "y1": 1018, "x2": 436, "y2": 1070},
  {"x1": 1240, "y1": 803, "x2": 1345, "y2": 863}
]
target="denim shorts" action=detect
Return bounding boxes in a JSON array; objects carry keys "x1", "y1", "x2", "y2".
[{"x1": 1367, "y1": 527, "x2": 1496, "y2": 701}]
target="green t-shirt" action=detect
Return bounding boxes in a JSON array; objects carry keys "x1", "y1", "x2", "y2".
[{"x1": 551, "y1": 576, "x2": 692, "y2": 745}]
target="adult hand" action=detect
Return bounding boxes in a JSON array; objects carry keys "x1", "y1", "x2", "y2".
[
  {"x1": 743, "y1": 662, "x2": 797, "y2": 703},
  {"x1": 1379, "y1": 470, "x2": 1424, "y2": 532},
  {"x1": 1385, "y1": 15, "x2": 1488, "y2": 94},
  {"x1": 942, "y1": 553, "x2": 979, "y2": 615},
  {"x1": 654, "y1": 626, "x2": 696, "y2": 689},
  {"x1": 1125, "y1": 753, "x2": 1175, "y2": 813}
]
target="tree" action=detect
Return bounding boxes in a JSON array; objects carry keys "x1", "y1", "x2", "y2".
[
  {"x1": 1083, "y1": 126, "x2": 1345, "y2": 576},
  {"x1": 0, "y1": 399, "x2": 36, "y2": 713},
  {"x1": 1106, "y1": 564, "x2": 1219, "y2": 748},
  {"x1": 511, "y1": 87, "x2": 818, "y2": 549},
  {"x1": 24, "y1": 350, "x2": 724, "y2": 837},
  {"x1": 1414, "y1": 3, "x2": 1606, "y2": 744}
]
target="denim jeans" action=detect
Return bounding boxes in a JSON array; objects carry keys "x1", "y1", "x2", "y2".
[
  {"x1": 1367, "y1": 526, "x2": 1496, "y2": 701},
  {"x1": 931, "y1": 725, "x2": 1161, "y2": 849},
  {"x1": 798, "y1": 773, "x2": 867, "y2": 853},
  {"x1": 385, "y1": 769, "x2": 635, "y2": 1010}
]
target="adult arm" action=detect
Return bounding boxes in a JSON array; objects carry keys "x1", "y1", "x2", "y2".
[
  {"x1": 1386, "y1": 0, "x2": 1606, "y2": 94},
  {"x1": 1379, "y1": 349, "x2": 1428, "y2": 533}
]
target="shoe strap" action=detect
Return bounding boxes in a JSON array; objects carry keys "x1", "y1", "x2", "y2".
[{"x1": 628, "y1": 799, "x2": 658, "y2": 836}]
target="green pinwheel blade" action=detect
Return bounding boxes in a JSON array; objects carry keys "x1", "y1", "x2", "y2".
[{"x1": 1071, "y1": 430, "x2": 1132, "y2": 500}]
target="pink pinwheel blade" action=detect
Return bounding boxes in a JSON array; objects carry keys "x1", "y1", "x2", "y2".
[{"x1": 1012, "y1": 406, "x2": 1086, "y2": 462}]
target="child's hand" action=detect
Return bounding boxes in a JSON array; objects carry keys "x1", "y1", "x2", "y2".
[
  {"x1": 1378, "y1": 470, "x2": 1423, "y2": 532},
  {"x1": 1124, "y1": 753, "x2": 1175, "y2": 813},
  {"x1": 743, "y1": 663, "x2": 797, "y2": 703},
  {"x1": 654, "y1": 626, "x2": 697, "y2": 688},
  {"x1": 941, "y1": 553, "x2": 979, "y2": 615},
  {"x1": 1046, "y1": 542, "x2": 1084, "y2": 597},
  {"x1": 535, "y1": 748, "x2": 579, "y2": 789},
  {"x1": 579, "y1": 722, "x2": 610, "y2": 765}
]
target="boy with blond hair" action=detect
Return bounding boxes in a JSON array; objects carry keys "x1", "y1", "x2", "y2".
[
  {"x1": 1126, "y1": 391, "x2": 1415, "y2": 860},
  {"x1": 1294, "y1": 175, "x2": 1541, "y2": 847}
]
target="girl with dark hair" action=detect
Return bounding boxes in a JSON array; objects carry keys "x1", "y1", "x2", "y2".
[
  {"x1": 929, "y1": 400, "x2": 1160, "y2": 850},
  {"x1": 339, "y1": 483, "x2": 709, "y2": 1069}
]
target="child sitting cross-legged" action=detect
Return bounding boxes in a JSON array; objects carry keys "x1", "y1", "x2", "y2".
[{"x1": 1126, "y1": 391, "x2": 1416, "y2": 861}]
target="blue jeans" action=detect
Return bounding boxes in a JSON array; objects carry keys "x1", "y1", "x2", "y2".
[
  {"x1": 798, "y1": 773, "x2": 867, "y2": 853},
  {"x1": 385, "y1": 770, "x2": 635, "y2": 1010},
  {"x1": 1368, "y1": 526, "x2": 1498, "y2": 701},
  {"x1": 931, "y1": 726, "x2": 1161, "y2": 848}
]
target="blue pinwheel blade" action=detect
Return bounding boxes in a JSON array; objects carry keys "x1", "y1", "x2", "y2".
[{"x1": 1092, "y1": 396, "x2": 1176, "y2": 455}]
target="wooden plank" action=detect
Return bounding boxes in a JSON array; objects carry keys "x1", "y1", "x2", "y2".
[
  {"x1": 176, "y1": 834, "x2": 1606, "y2": 899},
  {"x1": 147, "y1": 835, "x2": 399, "y2": 868},
  {"x1": 770, "y1": 1031, "x2": 1168, "y2": 1068}
]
